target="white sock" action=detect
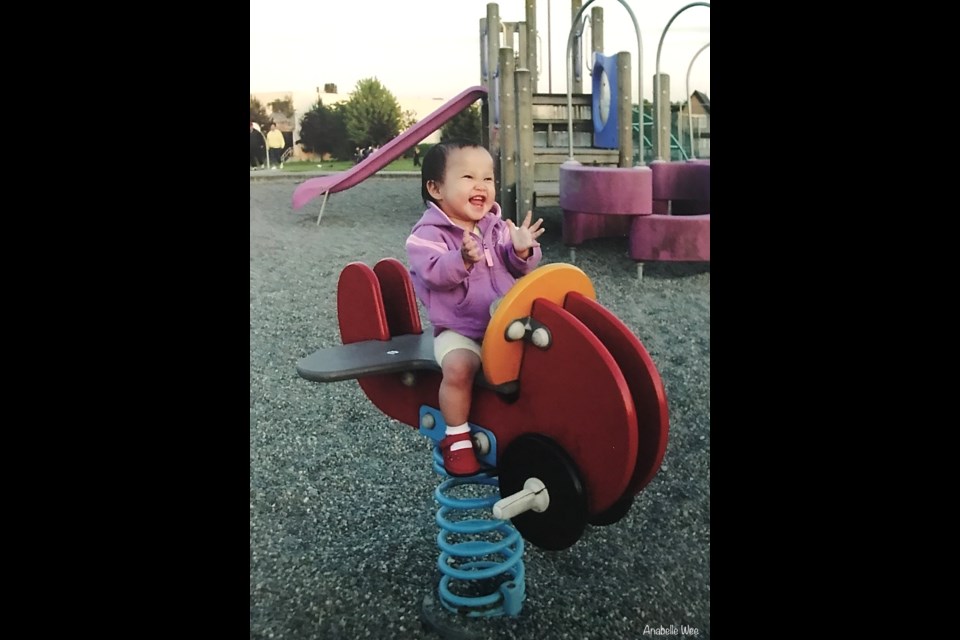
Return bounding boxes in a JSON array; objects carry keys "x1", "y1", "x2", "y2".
[{"x1": 446, "y1": 423, "x2": 470, "y2": 436}]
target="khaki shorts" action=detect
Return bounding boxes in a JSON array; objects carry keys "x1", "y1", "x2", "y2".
[{"x1": 434, "y1": 329, "x2": 482, "y2": 366}]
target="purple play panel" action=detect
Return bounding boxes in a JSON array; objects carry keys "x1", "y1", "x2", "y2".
[
  {"x1": 562, "y1": 212, "x2": 634, "y2": 245},
  {"x1": 559, "y1": 162, "x2": 653, "y2": 213},
  {"x1": 559, "y1": 162, "x2": 652, "y2": 246},
  {"x1": 629, "y1": 214, "x2": 710, "y2": 262},
  {"x1": 650, "y1": 160, "x2": 710, "y2": 215},
  {"x1": 559, "y1": 160, "x2": 710, "y2": 263}
]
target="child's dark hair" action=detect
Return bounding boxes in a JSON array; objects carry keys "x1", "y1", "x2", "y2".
[{"x1": 421, "y1": 139, "x2": 488, "y2": 205}]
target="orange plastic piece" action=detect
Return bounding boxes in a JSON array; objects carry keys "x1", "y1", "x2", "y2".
[{"x1": 481, "y1": 263, "x2": 596, "y2": 385}]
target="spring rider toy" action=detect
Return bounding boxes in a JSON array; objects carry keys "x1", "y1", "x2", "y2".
[{"x1": 297, "y1": 259, "x2": 669, "y2": 625}]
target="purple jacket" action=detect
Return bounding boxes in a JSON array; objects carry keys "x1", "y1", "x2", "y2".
[{"x1": 405, "y1": 202, "x2": 542, "y2": 340}]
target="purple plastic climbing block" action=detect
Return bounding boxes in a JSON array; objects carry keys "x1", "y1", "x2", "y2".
[
  {"x1": 562, "y1": 211, "x2": 634, "y2": 245},
  {"x1": 559, "y1": 162, "x2": 653, "y2": 246},
  {"x1": 629, "y1": 214, "x2": 710, "y2": 262},
  {"x1": 560, "y1": 162, "x2": 653, "y2": 213},
  {"x1": 650, "y1": 161, "x2": 710, "y2": 215},
  {"x1": 670, "y1": 200, "x2": 711, "y2": 216}
]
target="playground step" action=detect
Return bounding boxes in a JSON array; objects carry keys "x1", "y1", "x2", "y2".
[
  {"x1": 531, "y1": 93, "x2": 594, "y2": 129},
  {"x1": 534, "y1": 148, "x2": 621, "y2": 182},
  {"x1": 531, "y1": 148, "x2": 626, "y2": 208},
  {"x1": 534, "y1": 182, "x2": 559, "y2": 196},
  {"x1": 533, "y1": 148, "x2": 620, "y2": 163},
  {"x1": 533, "y1": 181, "x2": 560, "y2": 208},
  {"x1": 533, "y1": 129, "x2": 594, "y2": 148},
  {"x1": 532, "y1": 105, "x2": 593, "y2": 123},
  {"x1": 532, "y1": 93, "x2": 592, "y2": 106}
]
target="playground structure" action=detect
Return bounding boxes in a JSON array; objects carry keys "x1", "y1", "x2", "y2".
[
  {"x1": 477, "y1": 1, "x2": 708, "y2": 211},
  {"x1": 481, "y1": 0, "x2": 710, "y2": 277},
  {"x1": 289, "y1": 1, "x2": 713, "y2": 628},
  {"x1": 297, "y1": 260, "x2": 668, "y2": 621}
]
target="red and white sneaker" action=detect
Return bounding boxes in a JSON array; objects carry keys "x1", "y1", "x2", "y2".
[{"x1": 440, "y1": 432, "x2": 481, "y2": 477}]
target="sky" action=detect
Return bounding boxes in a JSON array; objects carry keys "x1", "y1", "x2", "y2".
[{"x1": 250, "y1": 0, "x2": 709, "y2": 105}]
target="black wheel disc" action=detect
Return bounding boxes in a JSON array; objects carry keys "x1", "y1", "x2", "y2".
[
  {"x1": 588, "y1": 493, "x2": 634, "y2": 526},
  {"x1": 498, "y1": 434, "x2": 588, "y2": 551}
]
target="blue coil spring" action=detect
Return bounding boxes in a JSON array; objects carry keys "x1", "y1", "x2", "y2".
[{"x1": 432, "y1": 445, "x2": 525, "y2": 617}]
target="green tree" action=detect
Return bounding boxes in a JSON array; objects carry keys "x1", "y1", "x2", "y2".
[
  {"x1": 440, "y1": 102, "x2": 482, "y2": 144},
  {"x1": 298, "y1": 100, "x2": 352, "y2": 160},
  {"x1": 343, "y1": 78, "x2": 403, "y2": 147},
  {"x1": 250, "y1": 96, "x2": 270, "y2": 130},
  {"x1": 399, "y1": 109, "x2": 421, "y2": 158},
  {"x1": 401, "y1": 109, "x2": 418, "y2": 131}
]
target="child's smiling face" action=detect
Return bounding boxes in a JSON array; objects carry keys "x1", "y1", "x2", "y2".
[{"x1": 426, "y1": 146, "x2": 496, "y2": 229}]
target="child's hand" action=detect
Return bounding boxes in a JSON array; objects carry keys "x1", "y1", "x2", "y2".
[
  {"x1": 506, "y1": 211, "x2": 545, "y2": 258},
  {"x1": 461, "y1": 230, "x2": 482, "y2": 268}
]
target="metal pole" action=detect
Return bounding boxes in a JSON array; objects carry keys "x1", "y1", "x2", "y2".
[
  {"x1": 654, "y1": 2, "x2": 710, "y2": 160},
  {"x1": 536, "y1": 34, "x2": 542, "y2": 74},
  {"x1": 480, "y1": 18, "x2": 488, "y2": 85},
  {"x1": 516, "y1": 68, "x2": 534, "y2": 216},
  {"x1": 571, "y1": 0, "x2": 582, "y2": 93},
  {"x1": 525, "y1": 0, "x2": 537, "y2": 89},
  {"x1": 617, "y1": 51, "x2": 632, "y2": 168},
  {"x1": 686, "y1": 42, "x2": 709, "y2": 159},
  {"x1": 480, "y1": 17, "x2": 490, "y2": 149},
  {"x1": 487, "y1": 3, "x2": 501, "y2": 152},
  {"x1": 547, "y1": 0, "x2": 552, "y2": 93},
  {"x1": 678, "y1": 101, "x2": 683, "y2": 158},
  {"x1": 500, "y1": 46, "x2": 518, "y2": 222},
  {"x1": 581, "y1": 17, "x2": 589, "y2": 87}
]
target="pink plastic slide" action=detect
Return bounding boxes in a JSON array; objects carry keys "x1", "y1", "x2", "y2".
[{"x1": 292, "y1": 86, "x2": 488, "y2": 211}]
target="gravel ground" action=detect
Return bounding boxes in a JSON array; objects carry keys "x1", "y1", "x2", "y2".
[{"x1": 250, "y1": 177, "x2": 710, "y2": 640}]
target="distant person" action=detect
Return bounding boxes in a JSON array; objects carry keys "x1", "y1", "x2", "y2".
[
  {"x1": 405, "y1": 140, "x2": 544, "y2": 475},
  {"x1": 267, "y1": 122, "x2": 285, "y2": 169},
  {"x1": 413, "y1": 145, "x2": 421, "y2": 167},
  {"x1": 250, "y1": 122, "x2": 266, "y2": 169}
]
